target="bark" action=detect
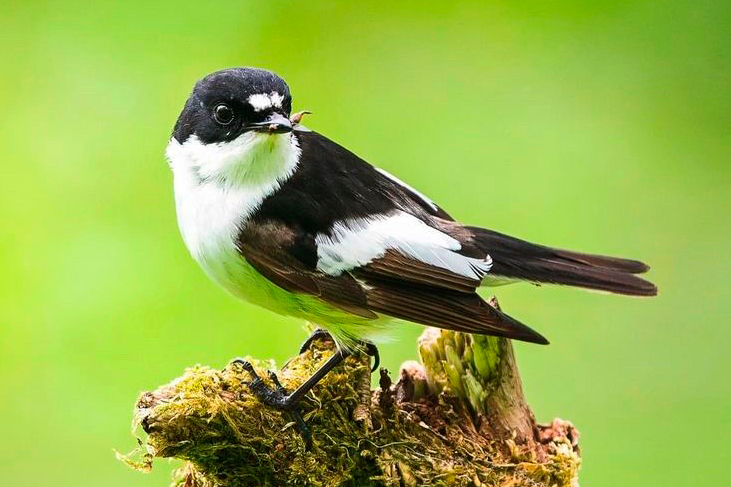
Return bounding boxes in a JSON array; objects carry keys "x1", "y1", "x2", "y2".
[{"x1": 120, "y1": 299, "x2": 581, "y2": 487}]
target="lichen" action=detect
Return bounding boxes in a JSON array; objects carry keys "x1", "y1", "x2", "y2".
[{"x1": 121, "y1": 328, "x2": 581, "y2": 487}]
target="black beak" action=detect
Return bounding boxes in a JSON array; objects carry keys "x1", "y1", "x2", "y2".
[{"x1": 244, "y1": 112, "x2": 293, "y2": 134}]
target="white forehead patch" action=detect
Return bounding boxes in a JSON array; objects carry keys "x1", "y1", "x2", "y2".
[{"x1": 248, "y1": 92, "x2": 285, "y2": 112}]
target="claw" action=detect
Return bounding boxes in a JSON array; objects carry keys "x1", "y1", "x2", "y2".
[
  {"x1": 268, "y1": 370, "x2": 288, "y2": 395},
  {"x1": 363, "y1": 343, "x2": 380, "y2": 372},
  {"x1": 228, "y1": 358, "x2": 255, "y2": 373},
  {"x1": 300, "y1": 330, "x2": 380, "y2": 373},
  {"x1": 299, "y1": 329, "x2": 333, "y2": 354}
]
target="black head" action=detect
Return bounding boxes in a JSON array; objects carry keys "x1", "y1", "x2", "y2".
[{"x1": 172, "y1": 67, "x2": 293, "y2": 144}]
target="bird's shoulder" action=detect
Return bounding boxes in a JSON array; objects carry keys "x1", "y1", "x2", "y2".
[{"x1": 251, "y1": 130, "x2": 452, "y2": 236}]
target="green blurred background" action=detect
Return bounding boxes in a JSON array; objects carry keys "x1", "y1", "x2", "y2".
[{"x1": 1, "y1": 0, "x2": 729, "y2": 485}]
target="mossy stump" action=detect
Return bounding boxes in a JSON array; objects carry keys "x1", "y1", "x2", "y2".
[{"x1": 123, "y1": 300, "x2": 581, "y2": 487}]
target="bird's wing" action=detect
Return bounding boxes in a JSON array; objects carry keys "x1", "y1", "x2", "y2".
[
  {"x1": 251, "y1": 130, "x2": 495, "y2": 294},
  {"x1": 313, "y1": 210, "x2": 492, "y2": 292},
  {"x1": 239, "y1": 131, "x2": 548, "y2": 343},
  {"x1": 238, "y1": 217, "x2": 547, "y2": 344},
  {"x1": 238, "y1": 219, "x2": 377, "y2": 319}
]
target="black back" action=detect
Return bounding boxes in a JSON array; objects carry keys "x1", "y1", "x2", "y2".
[
  {"x1": 252, "y1": 131, "x2": 450, "y2": 235},
  {"x1": 245, "y1": 131, "x2": 452, "y2": 268}
]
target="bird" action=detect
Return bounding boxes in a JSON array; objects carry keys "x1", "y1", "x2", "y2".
[{"x1": 166, "y1": 67, "x2": 657, "y2": 442}]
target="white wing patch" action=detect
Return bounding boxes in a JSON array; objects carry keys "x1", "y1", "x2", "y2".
[
  {"x1": 375, "y1": 168, "x2": 439, "y2": 213},
  {"x1": 247, "y1": 92, "x2": 285, "y2": 112},
  {"x1": 316, "y1": 211, "x2": 492, "y2": 279}
]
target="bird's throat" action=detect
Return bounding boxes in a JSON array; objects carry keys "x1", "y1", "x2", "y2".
[{"x1": 167, "y1": 132, "x2": 301, "y2": 187}]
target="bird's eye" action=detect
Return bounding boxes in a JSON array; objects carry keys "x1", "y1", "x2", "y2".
[{"x1": 213, "y1": 104, "x2": 235, "y2": 125}]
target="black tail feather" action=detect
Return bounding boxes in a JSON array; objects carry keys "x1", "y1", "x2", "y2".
[{"x1": 470, "y1": 228, "x2": 658, "y2": 297}]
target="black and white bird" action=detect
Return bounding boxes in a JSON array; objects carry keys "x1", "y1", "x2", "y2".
[{"x1": 166, "y1": 67, "x2": 656, "y2": 434}]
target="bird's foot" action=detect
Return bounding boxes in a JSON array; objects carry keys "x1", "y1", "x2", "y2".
[
  {"x1": 230, "y1": 359, "x2": 312, "y2": 449},
  {"x1": 300, "y1": 329, "x2": 380, "y2": 372},
  {"x1": 363, "y1": 342, "x2": 380, "y2": 372},
  {"x1": 299, "y1": 328, "x2": 334, "y2": 354}
]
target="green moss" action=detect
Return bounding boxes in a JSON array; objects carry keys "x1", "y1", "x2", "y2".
[{"x1": 122, "y1": 330, "x2": 581, "y2": 487}]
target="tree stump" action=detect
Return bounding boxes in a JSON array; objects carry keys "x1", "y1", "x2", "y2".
[{"x1": 121, "y1": 299, "x2": 581, "y2": 486}]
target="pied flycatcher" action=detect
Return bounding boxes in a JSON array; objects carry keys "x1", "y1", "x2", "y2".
[{"x1": 166, "y1": 67, "x2": 656, "y2": 441}]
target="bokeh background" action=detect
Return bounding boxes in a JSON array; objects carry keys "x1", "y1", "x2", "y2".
[{"x1": 1, "y1": 1, "x2": 729, "y2": 486}]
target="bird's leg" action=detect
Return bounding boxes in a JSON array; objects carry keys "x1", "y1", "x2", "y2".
[
  {"x1": 231, "y1": 350, "x2": 349, "y2": 449},
  {"x1": 300, "y1": 328, "x2": 380, "y2": 372},
  {"x1": 230, "y1": 335, "x2": 380, "y2": 447}
]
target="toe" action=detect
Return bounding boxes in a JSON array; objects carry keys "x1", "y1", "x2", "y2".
[{"x1": 267, "y1": 370, "x2": 288, "y2": 394}]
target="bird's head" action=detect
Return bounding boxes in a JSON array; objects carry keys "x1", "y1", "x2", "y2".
[{"x1": 166, "y1": 67, "x2": 301, "y2": 184}]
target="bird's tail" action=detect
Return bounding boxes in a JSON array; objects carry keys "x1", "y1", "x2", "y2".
[{"x1": 470, "y1": 227, "x2": 658, "y2": 296}]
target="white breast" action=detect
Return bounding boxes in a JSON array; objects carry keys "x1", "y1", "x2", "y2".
[
  {"x1": 172, "y1": 174, "x2": 247, "y2": 266},
  {"x1": 166, "y1": 132, "x2": 301, "y2": 293}
]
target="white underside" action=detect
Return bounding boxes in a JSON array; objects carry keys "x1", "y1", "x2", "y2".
[{"x1": 167, "y1": 132, "x2": 301, "y2": 298}]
